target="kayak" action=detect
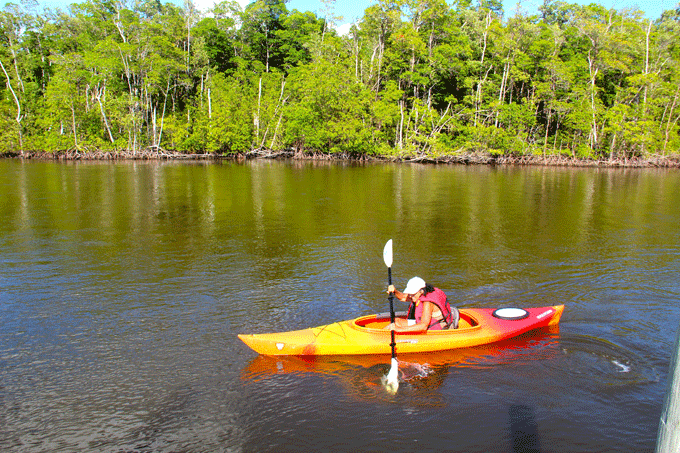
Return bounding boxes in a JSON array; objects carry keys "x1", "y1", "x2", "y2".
[{"x1": 238, "y1": 305, "x2": 565, "y2": 356}]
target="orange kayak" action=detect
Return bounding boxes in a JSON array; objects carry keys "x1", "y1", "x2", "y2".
[{"x1": 238, "y1": 305, "x2": 565, "y2": 356}]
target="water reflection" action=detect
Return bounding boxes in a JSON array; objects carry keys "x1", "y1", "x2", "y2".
[{"x1": 241, "y1": 329, "x2": 562, "y2": 389}]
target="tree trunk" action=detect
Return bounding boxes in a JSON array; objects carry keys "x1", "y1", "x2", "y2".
[
  {"x1": 255, "y1": 77, "x2": 262, "y2": 148},
  {"x1": 0, "y1": 59, "x2": 23, "y2": 152},
  {"x1": 587, "y1": 53, "x2": 599, "y2": 149},
  {"x1": 208, "y1": 87, "x2": 212, "y2": 119},
  {"x1": 399, "y1": 100, "x2": 404, "y2": 149},
  {"x1": 643, "y1": 19, "x2": 651, "y2": 112},
  {"x1": 96, "y1": 83, "x2": 115, "y2": 144},
  {"x1": 663, "y1": 87, "x2": 679, "y2": 156},
  {"x1": 71, "y1": 102, "x2": 78, "y2": 148},
  {"x1": 476, "y1": 11, "x2": 492, "y2": 127},
  {"x1": 158, "y1": 78, "x2": 170, "y2": 147}
]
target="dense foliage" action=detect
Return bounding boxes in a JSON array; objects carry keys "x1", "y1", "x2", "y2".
[{"x1": 1, "y1": 0, "x2": 680, "y2": 159}]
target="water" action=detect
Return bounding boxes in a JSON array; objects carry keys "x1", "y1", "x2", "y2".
[{"x1": 1, "y1": 159, "x2": 679, "y2": 452}]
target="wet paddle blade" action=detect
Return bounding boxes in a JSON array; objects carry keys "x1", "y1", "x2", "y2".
[
  {"x1": 383, "y1": 239, "x2": 393, "y2": 268},
  {"x1": 385, "y1": 357, "x2": 399, "y2": 394}
]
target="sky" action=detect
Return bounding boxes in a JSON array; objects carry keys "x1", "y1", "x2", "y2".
[
  {"x1": 284, "y1": 0, "x2": 677, "y2": 33},
  {"x1": 4, "y1": 0, "x2": 677, "y2": 31},
  {"x1": 285, "y1": 0, "x2": 676, "y2": 24}
]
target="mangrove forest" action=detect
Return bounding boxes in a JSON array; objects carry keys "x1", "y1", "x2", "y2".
[{"x1": 1, "y1": 0, "x2": 680, "y2": 163}]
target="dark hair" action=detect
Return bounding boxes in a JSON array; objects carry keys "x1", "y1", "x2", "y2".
[{"x1": 422, "y1": 283, "x2": 435, "y2": 295}]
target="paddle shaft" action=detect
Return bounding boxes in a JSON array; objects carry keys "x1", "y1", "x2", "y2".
[
  {"x1": 388, "y1": 266, "x2": 396, "y2": 358},
  {"x1": 382, "y1": 239, "x2": 399, "y2": 392}
]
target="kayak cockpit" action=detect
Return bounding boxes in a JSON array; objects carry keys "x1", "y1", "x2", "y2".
[{"x1": 353, "y1": 311, "x2": 479, "y2": 331}]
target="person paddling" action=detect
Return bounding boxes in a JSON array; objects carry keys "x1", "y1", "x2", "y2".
[{"x1": 385, "y1": 277, "x2": 459, "y2": 332}]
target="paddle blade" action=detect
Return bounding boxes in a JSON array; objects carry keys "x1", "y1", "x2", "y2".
[
  {"x1": 385, "y1": 357, "x2": 399, "y2": 394},
  {"x1": 383, "y1": 239, "x2": 393, "y2": 268}
]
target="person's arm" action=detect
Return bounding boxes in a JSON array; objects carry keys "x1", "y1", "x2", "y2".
[
  {"x1": 386, "y1": 302, "x2": 434, "y2": 333},
  {"x1": 387, "y1": 284, "x2": 408, "y2": 302}
]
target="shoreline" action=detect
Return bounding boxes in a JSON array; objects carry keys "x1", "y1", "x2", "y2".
[{"x1": 4, "y1": 149, "x2": 680, "y2": 168}]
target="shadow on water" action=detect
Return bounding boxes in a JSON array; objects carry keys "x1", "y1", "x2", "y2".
[{"x1": 509, "y1": 404, "x2": 541, "y2": 453}]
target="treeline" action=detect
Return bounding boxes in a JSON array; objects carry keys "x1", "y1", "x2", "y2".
[{"x1": 1, "y1": 0, "x2": 680, "y2": 161}]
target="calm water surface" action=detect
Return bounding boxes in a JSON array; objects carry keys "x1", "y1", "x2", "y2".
[{"x1": 1, "y1": 159, "x2": 679, "y2": 452}]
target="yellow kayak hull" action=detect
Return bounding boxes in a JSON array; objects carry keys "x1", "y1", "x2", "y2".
[{"x1": 238, "y1": 305, "x2": 564, "y2": 356}]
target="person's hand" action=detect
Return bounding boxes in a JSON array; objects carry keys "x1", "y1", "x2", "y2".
[
  {"x1": 386, "y1": 284, "x2": 396, "y2": 294},
  {"x1": 383, "y1": 323, "x2": 396, "y2": 331}
]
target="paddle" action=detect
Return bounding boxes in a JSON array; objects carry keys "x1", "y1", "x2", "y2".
[{"x1": 383, "y1": 239, "x2": 399, "y2": 393}]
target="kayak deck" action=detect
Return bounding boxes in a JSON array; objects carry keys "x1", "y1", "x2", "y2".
[{"x1": 238, "y1": 305, "x2": 564, "y2": 356}]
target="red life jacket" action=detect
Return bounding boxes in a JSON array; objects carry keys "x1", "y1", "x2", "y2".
[{"x1": 407, "y1": 287, "x2": 454, "y2": 330}]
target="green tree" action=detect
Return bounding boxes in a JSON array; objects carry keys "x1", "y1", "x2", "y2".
[
  {"x1": 284, "y1": 59, "x2": 374, "y2": 153},
  {"x1": 238, "y1": 0, "x2": 289, "y2": 72}
]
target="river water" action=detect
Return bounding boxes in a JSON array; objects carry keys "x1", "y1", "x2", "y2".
[{"x1": 1, "y1": 159, "x2": 679, "y2": 452}]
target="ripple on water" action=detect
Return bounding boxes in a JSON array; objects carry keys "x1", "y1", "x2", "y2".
[{"x1": 546, "y1": 333, "x2": 660, "y2": 388}]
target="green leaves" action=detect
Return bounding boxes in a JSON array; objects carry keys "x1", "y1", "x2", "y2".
[
  {"x1": 284, "y1": 60, "x2": 374, "y2": 154},
  {"x1": 0, "y1": 0, "x2": 679, "y2": 159}
]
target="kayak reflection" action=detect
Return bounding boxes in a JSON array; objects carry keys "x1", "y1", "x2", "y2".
[{"x1": 241, "y1": 327, "x2": 561, "y2": 391}]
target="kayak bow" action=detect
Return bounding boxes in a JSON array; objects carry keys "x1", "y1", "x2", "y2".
[{"x1": 238, "y1": 305, "x2": 565, "y2": 356}]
